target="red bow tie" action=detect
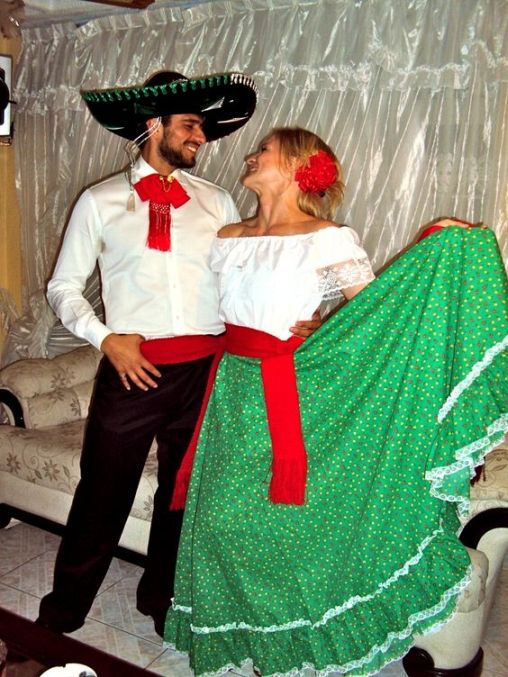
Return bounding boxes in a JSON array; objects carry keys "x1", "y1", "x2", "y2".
[{"x1": 134, "y1": 173, "x2": 190, "y2": 251}]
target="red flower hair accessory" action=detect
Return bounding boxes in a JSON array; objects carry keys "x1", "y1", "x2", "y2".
[{"x1": 295, "y1": 150, "x2": 338, "y2": 194}]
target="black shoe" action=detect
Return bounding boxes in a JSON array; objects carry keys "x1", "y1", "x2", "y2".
[{"x1": 35, "y1": 615, "x2": 84, "y2": 634}]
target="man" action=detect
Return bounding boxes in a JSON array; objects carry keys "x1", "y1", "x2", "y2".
[{"x1": 38, "y1": 70, "x2": 317, "y2": 637}]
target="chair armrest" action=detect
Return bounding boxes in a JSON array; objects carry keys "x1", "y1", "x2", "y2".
[
  {"x1": 460, "y1": 507, "x2": 508, "y2": 549},
  {"x1": 0, "y1": 346, "x2": 102, "y2": 428},
  {"x1": 0, "y1": 388, "x2": 25, "y2": 427}
]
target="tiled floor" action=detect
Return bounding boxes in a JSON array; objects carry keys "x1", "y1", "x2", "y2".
[{"x1": 0, "y1": 521, "x2": 506, "y2": 676}]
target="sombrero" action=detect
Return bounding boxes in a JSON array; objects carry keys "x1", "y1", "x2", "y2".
[{"x1": 81, "y1": 70, "x2": 257, "y2": 141}]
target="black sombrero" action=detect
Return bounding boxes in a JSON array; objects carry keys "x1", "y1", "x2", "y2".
[{"x1": 81, "y1": 70, "x2": 257, "y2": 141}]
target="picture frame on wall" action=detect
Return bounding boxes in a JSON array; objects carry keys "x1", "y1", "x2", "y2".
[{"x1": 0, "y1": 53, "x2": 13, "y2": 141}]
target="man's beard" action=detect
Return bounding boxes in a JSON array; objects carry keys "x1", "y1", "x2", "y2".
[{"x1": 158, "y1": 136, "x2": 196, "y2": 169}]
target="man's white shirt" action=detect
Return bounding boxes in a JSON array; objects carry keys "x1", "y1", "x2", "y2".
[{"x1": 47, "y1": 156, "x2": 240, "y2": 350}]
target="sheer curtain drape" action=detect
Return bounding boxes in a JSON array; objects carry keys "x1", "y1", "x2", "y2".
[{"x1": 2, "y1": 0, "x2": 507, "y2": 363}]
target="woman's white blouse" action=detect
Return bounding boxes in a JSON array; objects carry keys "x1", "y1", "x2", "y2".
[{"x1": 210, "y1": 226, "x2": 375, "y2": 340}]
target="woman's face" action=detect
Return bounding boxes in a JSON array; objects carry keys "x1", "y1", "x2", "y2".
[{"x1": 242, "y1": 135, "x2": 289, "y2": 189}]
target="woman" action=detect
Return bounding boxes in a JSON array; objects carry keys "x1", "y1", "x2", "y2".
[{"x1": 165, "y1": 128, "x2": 508, "y2": 676}]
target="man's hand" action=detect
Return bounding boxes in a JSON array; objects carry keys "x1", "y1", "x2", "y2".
[
  {"x1": 290, "y1": 310, "x2": 322, "y2": 339},
  {"x1": 100, "y1": 333, "x2": 161, "y2": 391}
]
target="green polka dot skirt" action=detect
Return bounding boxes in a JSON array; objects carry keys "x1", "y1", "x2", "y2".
[{"x1": 165, "y1": 228, "x2": 508, "y2": 676}]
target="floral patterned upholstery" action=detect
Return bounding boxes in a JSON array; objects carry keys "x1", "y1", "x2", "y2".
[
  {"x1": 0, "y1": 346, "x2": 157, "y2": 553},
  {"x1": 0, "y1": 345, "x2": 101, "y2": 428},
  {"x1": 411, "y1": 439, "x2": 508, "y2": 671},
  {"x1": 469, "y1": 440, "x2": 508, "y2": 517}
]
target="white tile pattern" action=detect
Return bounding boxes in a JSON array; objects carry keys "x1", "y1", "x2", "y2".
[{"x1": 0, "y1": 522, "x2": 507, "y2": 676}]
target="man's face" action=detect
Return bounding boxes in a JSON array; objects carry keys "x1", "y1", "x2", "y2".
[{"x1": 158, "y1": 113, "x2": 207, "y2": 169}]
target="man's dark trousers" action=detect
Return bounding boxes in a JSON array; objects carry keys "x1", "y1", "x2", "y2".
[{"x1": 38, "y1": 354, "x2": 213, "y2": 634}]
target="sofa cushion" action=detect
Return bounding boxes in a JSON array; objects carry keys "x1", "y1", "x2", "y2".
[
  {"x1": 0, "y1": 420, "x2": 84, "y2": 493},
  {"x1": 0, "y1": 420, "x2": 157, "y2": 522}
]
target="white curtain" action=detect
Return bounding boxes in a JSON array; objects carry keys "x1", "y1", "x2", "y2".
[{"x1": 2, "y1": 0, "x2": 508, "y2": 363}]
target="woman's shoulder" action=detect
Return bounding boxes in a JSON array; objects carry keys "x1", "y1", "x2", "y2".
[
  {"x1": 314, "y1": 220, "x2": 343, "y2": 231},
  {"x1": 310, "y1": 222, "x2": 357, "y2": 240},
  {"x1": 218, "y1": 218, "x2": 257, "y2": 238}
]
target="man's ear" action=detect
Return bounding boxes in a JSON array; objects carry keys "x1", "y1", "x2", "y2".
[{"x1": 146, "y1": 117, "x2": 163, "y2": 136}]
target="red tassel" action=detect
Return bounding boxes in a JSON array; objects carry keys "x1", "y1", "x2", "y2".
[{"x1": 147, "y1": 202, "x2": 171, "y2": 251}]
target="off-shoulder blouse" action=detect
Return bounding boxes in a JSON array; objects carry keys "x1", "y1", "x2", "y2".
[{"x1": 210, "y1": 226, "x2": 375, "y2": 340}]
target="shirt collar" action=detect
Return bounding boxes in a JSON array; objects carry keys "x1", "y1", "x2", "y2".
[{"x1": 131, "y1": 156, "x2": 186, "y2": 185}]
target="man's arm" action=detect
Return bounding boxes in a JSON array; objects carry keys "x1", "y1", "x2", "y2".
[
  {"x1": 47, "y1": 190, "x2": 111, "y2": 350},
  {"x1": 47, "y1": 190, "x2": 160, "y2": 391}
]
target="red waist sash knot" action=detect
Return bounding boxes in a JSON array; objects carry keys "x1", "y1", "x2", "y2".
[{"x1": 170, "y1": 324, "x2": 307, "y2": 510}]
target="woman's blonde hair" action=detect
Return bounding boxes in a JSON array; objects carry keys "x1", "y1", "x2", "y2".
[{"x1": 269, "y1": 127, "x2": 344, "y2": 220}]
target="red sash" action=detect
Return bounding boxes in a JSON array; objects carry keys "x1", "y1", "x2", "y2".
[
  {"x1": 140, "y1": 335, "x2": 221, "y2": 364},
  {"x1": 170, "y1": 324, "x2": 307, "y2": 509}
]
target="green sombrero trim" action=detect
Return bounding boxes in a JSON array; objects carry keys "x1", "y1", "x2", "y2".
[{"x1": 82, "y1": 73, "x2": 236, "y2": 104}]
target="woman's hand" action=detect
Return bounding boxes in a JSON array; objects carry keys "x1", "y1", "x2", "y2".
[
  {"x1": 434, "y1": 217, "x2": 488, "y2": 229},
  {"x1": 416, "y1": 218, "x2": 488, "y2": 243},
  {"x1": 290, "y1": 310, "x2": 322, "y2": 338}
]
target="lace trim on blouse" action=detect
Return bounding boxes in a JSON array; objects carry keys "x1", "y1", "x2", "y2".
[{"x1": 318, "y1": 257, "x2": 375, "y2": 301}]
